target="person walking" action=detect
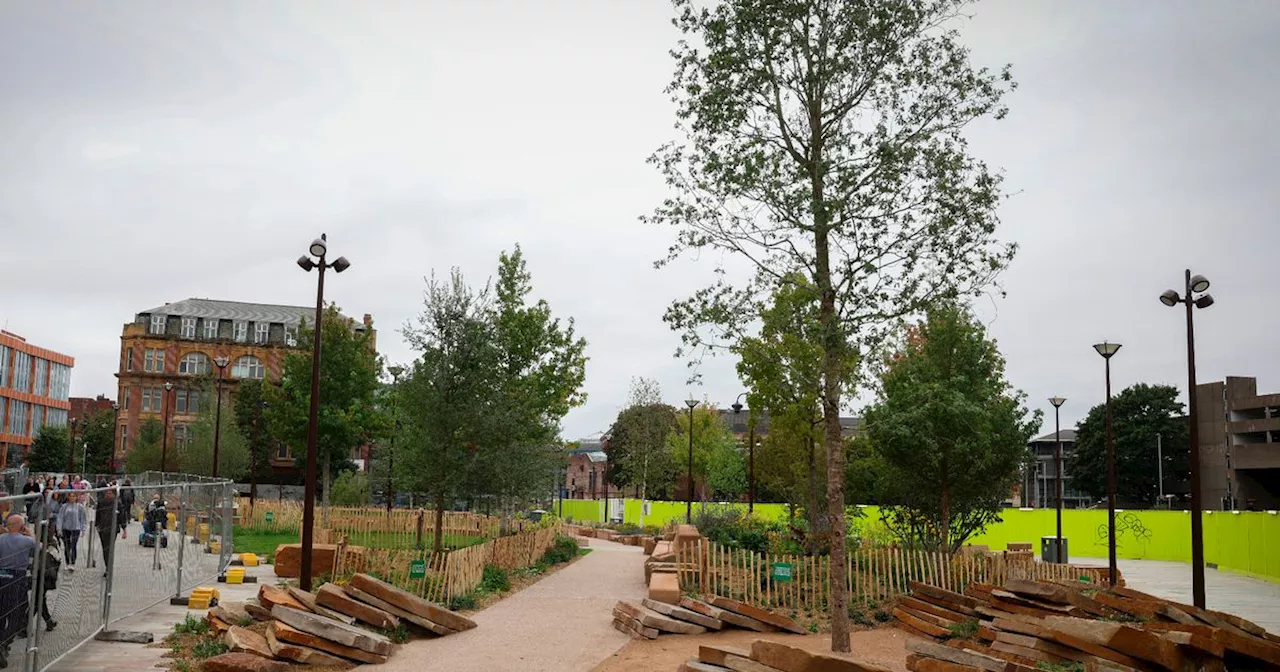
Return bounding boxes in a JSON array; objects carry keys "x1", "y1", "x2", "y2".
[
  {"x1": 56, "y1": 495, "x2": 85, "y2": 571},
  {"x1": 117, "y1": 480, "x2": 135, "y2": 540},
  {"x1": 0, "y1": 514, "x2": 36, "y2": 668},
  {"x1": 20, "y1": 479, "x2": 37, "y2": 519},
  {"x1": 94, "y1": 483, "x2": 116, "y2": 578}
]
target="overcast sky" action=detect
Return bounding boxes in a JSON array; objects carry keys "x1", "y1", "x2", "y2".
[{"x1": 2, "y1": 1, "x2": 1276, "y2": 441}]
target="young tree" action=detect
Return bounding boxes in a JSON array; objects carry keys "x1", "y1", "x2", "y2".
[
  {"x1": 482, "y1": 246, "x2": 588, "y2": 526},
  {"x1": 863, "y1": 305, "x2": 1038, "y2": 553},
  {"x1": 81, "y1": 409, "x2": 117, "y2": 474},
  {"x1": 126, "y1": 418, "x2": 165, "y2": 473},
  {"x1": 606, "y1": 378, "x2": 680, "y2": 507},
  {"x1": 647, "y1": 0, "x2": 1017, "y2": 649},
  {"x1": 180, "y1": 386, "x2": 252, "y2": 479},
  {"x1": 402, "y1": 270, "x2": 501, "y2": 553},
  {"x1": 330, "y1": 470, "x2": 370, "y2": 506},
  {"x1": 1071, "y1": 384, "x2": 1188, "y2": 507},
  {"x1": 233, "y1": 379, "x2": 274, "y2": 503},
  {"x1": 266, "y1": 304, "x2": 384, "y2": 503},
  {"x1": 26, "y1": 426, "x2": 69, "y2": 473},
  {"x1": 665, "y1": 404, "x2": 739, "y2": 501}
]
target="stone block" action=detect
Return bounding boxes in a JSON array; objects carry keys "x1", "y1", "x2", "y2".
[
  {"x1": 680, "y1": 597, "x2": 776, "y2": 632},
  {"x1": 270, "y1": 620, "x2": 388, "y2": 665},
  {"x1": 316, "y1": 583, "x2": 399, "y2": 629},
  {"x1": 709, "y1": 595, "x2": 807, "y2": 634},
  {"x1": 272, "y1": 543, "x2": 368, "y2": 579},
  {"x1": 265, "y1": 624, "x2": 349, "y2": 667},
  {"x1": 643, "y1": 538, "x2": 658, "y2": 555},
  {"x1": 642, "y1": 598, "x2": 723, "y2": 629},
  {"x1": 203, "y1": 652, "x2": 288, "y2": 672},
  {"x1": 699, "y1": 644, "x2": 751, "y2": 666},
  {"x1": 224, "y1": 626, "x2": 273, "y2": 660},
  {"x1": 270, "y1": 604, "x2": 393, "y2": 657},
  {"x1": 615, "y1": 600, "x2": 707, "y2": 635},
  {"x1": 348, "y1": 572, "x2": 477, "y2": 632},
  {"x1": 648, "y1": 571, "x2": 681, "y2": 605}
]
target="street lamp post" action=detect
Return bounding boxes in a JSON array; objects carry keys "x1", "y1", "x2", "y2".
[
  {"x1": 684, "y1": 398, "x2": 697, "y2": 524},
  {"x1": 1161, "y1": 271, "x2": 1214, "y2": 609},
  {"x1": 730, "y1": 393, "x2": 756, "y2": 514},
  {"x1": 1049, "y1": 396, "x2": 1066, "y2": 563},
  {"x1": 250, "y1": 401, "x2": 268, "y2": 509},
  {"x1": 386, "y1": 365, "x2": 404, "y2": 513},
  {"x1": 212, "y1": 357, "x2": 230, "y2": 478},
  {"x1": 296, "y1": 233, "x2": 350, "y2": 592},
  {"x1": 161, "y1": 382, "x2": 174, "y2": 472},
  {"x1": 1093, "y1": 341, "x2": 1121, "y2": 586}
]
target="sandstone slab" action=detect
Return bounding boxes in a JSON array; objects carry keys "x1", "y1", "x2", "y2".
[
  {"x1": 224, "y1": 625, "x2": 274, "y2": 659},
  {"x1": 270, "y1": 604, "x2": 393, "y2": 656},
  {"x1": 348, "y1": 572, "x2": 477, "y2": 632},
  {"x1": 265, "y1": 624, "x2": 349, "y2": 667},
  {"x1": 203, "y1": 652, "x2": 288, "y2": 672},
  {"x1": 317, "y1": 582, "x2": 399, "y2": 629},
  {"x1": 710, "y1": 595, "x2": 807, "y2": 634},
  {"x1": 344, "y1": 584, "x2": 456, "y2": 636},
  {"x1": 258, "y1": 584, "x2": 309, "y2": 613},
  {"x1": 616, "y1": 600, "x2": 708, "y2": 635},
  {"x1": 699, "y1": 644, "x2": 752, "y2": 666},
  {"x1": 681, "y1": 597, "x2": 776, "y2": 632},
  {"x1": 643, "y1": 597, "x2": 724, "y2": 629},
  {"x1": 270, "y1": 620, "x2": 389, "y2": 665}
]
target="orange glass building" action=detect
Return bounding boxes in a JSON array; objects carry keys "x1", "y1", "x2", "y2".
[{"x1": 0, "y1": 330, "x2": 74, "y2": 468}]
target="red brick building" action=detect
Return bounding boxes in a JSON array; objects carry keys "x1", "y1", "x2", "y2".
[
  {"x1": 70, "y1": 395, "x2": 115, "y2": 423},
  {"x1": 0, "y1": 330, "x2": 74, "y2": 467}
]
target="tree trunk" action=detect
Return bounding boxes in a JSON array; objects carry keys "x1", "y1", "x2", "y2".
[
  {"x1": 806, "y1": 433, "x2": 819, "y2": 549},
  {"x1": 433, "y1": 490, "x2": 446, "y2": 554}
]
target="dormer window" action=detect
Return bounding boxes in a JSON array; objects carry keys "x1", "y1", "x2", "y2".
[
  {"x1": 254, "y1": 323, "x2": 270, "y2": 345},
  {"x1": 180, "y1": 316, "x2": 197, "y2": 339},
  {"x1": 284, "y1": 327, "x2": 298, "y2": 347},
  {"x1": 150, "y1": 314, "x2": 166, "y2": 334},
  {"x1": 234, "y1": 321, "x2": 248, "y2": 342},
  {"x1": 203, "y1": 319, "x2": 219, "y2": 340}
]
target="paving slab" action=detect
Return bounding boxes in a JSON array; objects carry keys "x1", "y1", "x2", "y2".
[{"x1": 373, "y1": 536, "x2": 646, "y2": 672}]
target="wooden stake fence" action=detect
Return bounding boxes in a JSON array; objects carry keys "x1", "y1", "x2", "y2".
[{"x1": 677, "y1": 539, "x2": 1110, "y2": 613}]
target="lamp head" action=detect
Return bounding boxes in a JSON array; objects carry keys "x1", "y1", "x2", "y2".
[
  {"x1": 111, "y1": 403, "x2": 119, "y2": 411},
  {"x1": 685, "y1": 398, "x2": 698, "y2": 409},
  {"x1": 309, "y1": 237, "x2": 327, "y2": 258},
  {"x1": 1092, "y1": 342, "x2": 1121, "y2": 359},
  {"x1": 1189, "y1": 274, "x2": 1210, "y2": 293},
  {"x1": 1194, "y1": 294, "x2": 1214, "y2": 309},
  {"x1": 164, "y1": 382, "x2": 173, "y2": 391},
  {"x1": 388, "y1": 365, "x2": 404, "y2": 379},
  {"x1": 731, "y1": 402, "x2": 743, "y2": 414},
  {"x1": 297, "y1": 256, "x2": 315, "y2": 272},
  {"x1": 1049, "y1": 396, "x2": 1066, "y2": 408},
  {"x1": 214, "y1": 356, "x2": 230, "y2": 368},
  {"x1": 331, "y1": 256, "x2": 351, "y2": 273},
  {"x1": 1159, "y1": 289, "x2": 1180, "y2": 307}
]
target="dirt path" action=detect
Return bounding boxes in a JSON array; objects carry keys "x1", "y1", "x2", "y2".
[{"x1": 371, "y1": 537, "x2": 646, "y2": 672}]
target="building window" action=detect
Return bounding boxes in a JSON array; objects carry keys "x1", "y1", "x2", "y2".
[
  {"x1": 46, "y1": 408, "x2": 67, "y2": 428},
  {"x1": 11, "y1": 351, "x2": 31, "y2": 392},
  {"x1": 0, "y1": 344, "x2": 8, "y2": 388},
  {"x1": 175, "y1": 389, "x2": 201, "y2": 415},
  {"x1": 254, "y1": 323, "x2": 270, "y2": 345},
  {"x1": 122, "y1": 387, "x2": 130, "y2": 410},
  {"x1": 150, "y1": 314, "x2": 166, "y2": 335},
  {"x1": 174, "y1": 424, "x2": 190, "y2": 450},
  {"x1": 6, "y1": 401, "x2": 28, "y2": 436},
  {"x1": 142, "y1": 387, "x2": 155, "y2": 412},
  {"x1": 277, "y1": 443, "x2": 290, "y2": 459},
  {"x1": 181, "y1": 317, "x2": 197, "y2": 339},
  {"x1": 120, "y1": 424, "x2": 129, "y2": 453},
  {"x1": 233, "y1": 321, "x2": 248, "y2": 342},
  {"x1": 179, "y1": 352, "x2": 210, "y2": 375},
  {"x1": 232, "y1": 355, "x2": 265, "y2": 380},
  {"x1": 32, "y1": 359, "x2": 47, "y2": 397},
  {"x1": 203, "y1": 319, "x2": 219, "y2": 340},
  {"x1": 49, "y1": 363, "x2": 70, "y2": 400},
  {"x1": 144, "y1": 348, "x2": 165, "y2": 373},
  {"x1": 125, "y1": 348, "x2": 134, "y2": 372},
  {"x1": 29, "y1": 407, "x2": 43, "y2": 436},
  {"x1": 284, "y1": 327, "x2": 298, "y2": 347}
]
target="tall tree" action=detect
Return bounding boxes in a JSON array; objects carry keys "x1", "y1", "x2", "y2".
[
  {"x1": 180, "y1": 383, "x2": 252, "y2": 479},
  {"x1": 126, "y1": 418, "x2": 165, "y2": 473},
  {"x1": 481, "y1": 246, "x2": 588, "y2": 526},
  {"x1": 233, "y1": 379, "x2": 274, "y2": 503},
  {"x1": 81, "y1": 409, "x2": 117, "y2": 475},
  {"x1": 665, "y1": 404, "x2": 739, "y2": 501},
  {"x1": 863, "y1": 304, "x2": 1037, "y2": 552},
  {"x1": 606, "y1": 378, "x2": 680, "y2": 506},
  {"x1": 26, "y1": 426, "x2": 69, "y2": 473},
  {"x1": 646, "y1": 0, "x2": 1017, "y2": 647},
  {"x1": 1071, "y1": 384, "x2": 1188, "y2": 507},
  {"x1": 402, "y1": 270, "x2": 501, "y2": 552},
  {"x1": 266, "y1": 304, "x2": 384, "y2": 503}
]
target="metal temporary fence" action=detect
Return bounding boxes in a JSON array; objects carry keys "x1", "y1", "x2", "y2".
[{"x1": 0, "y1": 475, "x2": 233, "y2": 671}]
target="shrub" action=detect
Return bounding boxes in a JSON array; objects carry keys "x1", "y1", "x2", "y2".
[
  {"x1": 872, "y1": 608, "x2": 891, "y2": 623},
  {"x1": 693, "y1": 505, "x2": 787, "y2": 554},
  {"x1": 192, "y1": 639, "x2": 228, "y2": 659},
  {"x1": 379, "y1": 624, "x2": 411, "y2": 644},
  {"x1": 480, "y1": 565, "x2": 511, "y2": 593},
  {"x1": 174, "y1": 614, "x2": 209, "y2": 635},
  {"x1": 448, "y1": 593, "x2": 478, "y2": 611},
  {"x1": 540, "y1": 535, "x2": 580, "y2": 565}
]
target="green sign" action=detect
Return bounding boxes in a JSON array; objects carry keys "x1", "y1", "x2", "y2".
[
  {"x1": 264, "y1": 512, "x2": 274, "y2": 524},
  {"x1": 409, "y1": 559, "x2": 427, "y2": 579},
  {"x1": 772, "y1": 562, "x2": 793, "y2": 583}
]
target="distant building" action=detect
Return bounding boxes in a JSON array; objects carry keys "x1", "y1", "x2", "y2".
[
  {"x1": 1021, "y1": 429, "x2": 1091, "y2": 509},
  {"x1": 717, "y1": 409, "x2": 860, "y2": 439},
  {"x1": 115, "y1": 298, "x2": 376, "y2": 471},
  {"x1": 564, "y1": 443, "x2": 619, "y2": 500},
  {"x1": 0, "y1": 330, "x2": 73, "y2": 467},
  {"x1": 70, "y1": 395, "x2": 115, "y2": 423},
  {"x1": 1197, "y1": 376, "x2": 1280, "y2": 510}
]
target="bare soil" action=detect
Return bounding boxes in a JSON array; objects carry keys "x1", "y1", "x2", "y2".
[{"x1": 590, "y1": 625, "x2": 912, "y2": 672}]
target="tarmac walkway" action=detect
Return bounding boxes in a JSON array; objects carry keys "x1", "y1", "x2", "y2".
[{"x1": 371, "y1": 536, "x2": 647, "y2": 672}]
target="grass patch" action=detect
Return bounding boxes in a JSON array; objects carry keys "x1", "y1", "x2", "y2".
[
  {"x1": 578, "y1": 548, "x2": 593, "y2": 556},
  {"x1": 232, "y1": 527, "x2": 488, "y2": 555},
  {"x1": 173, "y1": 614, "x2": 208, "y2": 636},
  {"x1": 945, "y1": 619, "x2": 980, "y2": 641}
]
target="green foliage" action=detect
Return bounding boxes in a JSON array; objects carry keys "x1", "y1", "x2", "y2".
[
  {"x1": 479, "y1": 565, "x2": 511, "y2": 593},
  {"x1": 873, "y1": 609, "x2": 892, "y2": 623},
  {"x1": 540, "y1": 535, "x2": 580, "y2": 565},
  {"x1": 331, "y1": 470, "x2": 370, "y2": 506},
  {"x1": 1036, "y1": 663, "x2": 1085, "y2": 672},
  {"x1": 80, "y1": 409, "x2": 117, "y2": 474},
  {"x1": 665, "y1": 404, "x2": 741, "y2": 500},
  {"x1": 27, "y1": 426, "x2": 69, "y2": 472},
  {"x1": 847, "y1": 607, "x2": 873, "y2": 627},
  {"x1": 864, "y1": 304, "x2": 1039, "y2": 552},
  {"x1": 173, "y1": 614, "x2": 209, "y2": 635},
  {"x1": 1071, "y1": 384, "x2": 1188, "y2": 507},
  {"x1": 232, "y1": 379, "x2": 274, "y2": 486},
  {"x1": 693, "y1": 505, "x2": 789, "y2": 554},
  {"x1": 126, "y1": 418, "x2": 165, "y2": 473},
  {"x1": 448, "y1": 593, "x2": 478, "y2": 611},
  {"x1": 179, "y1": 381, "x2": 251, "y2": 479},
  {"x1": 607, "y1": 378, "x2": 680, "y2": 500},
  {"x1": 266, "y1": 303, "x2": 384, "y2": 483},
  {"x1": 378, "y1": 624, "x2": 412, "y2": 644},
  {"x1": 946, "y1": 619, "x2": 980, "y2": 641},
  {"x1": 191, "y1": 639, "x2": 228, "y2": 659}
]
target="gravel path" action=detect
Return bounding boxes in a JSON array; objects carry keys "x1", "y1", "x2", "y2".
[{"x1": 373, "y1": 537, "x2": 646, "y2": 672}]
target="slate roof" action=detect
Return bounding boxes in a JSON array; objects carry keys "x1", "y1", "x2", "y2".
[
  {"x1": 137, "y1": 298, "x2": 319, "y2": 326},
  {"x1": 1032, "y1": 429, "x2": 1078, "y2": 443}
]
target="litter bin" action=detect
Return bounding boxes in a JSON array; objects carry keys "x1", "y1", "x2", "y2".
[{"x1": 1041, "y1": 536, "x2": 1069, "y2": 563}]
